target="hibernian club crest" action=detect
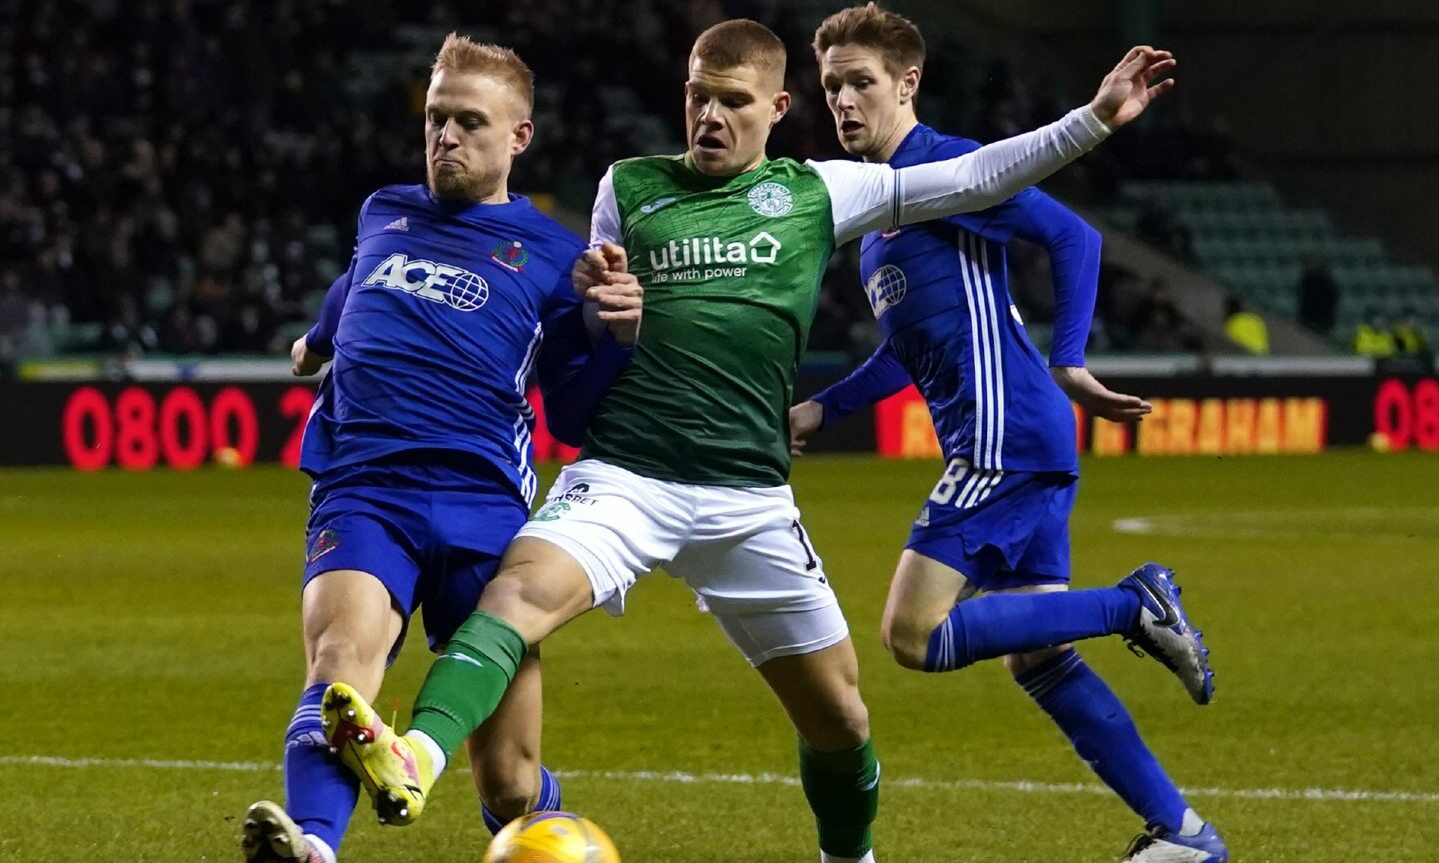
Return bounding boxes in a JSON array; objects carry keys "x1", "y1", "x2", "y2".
[{"x1": 747, "y1": 181, "x2": 793, "y2": 217}]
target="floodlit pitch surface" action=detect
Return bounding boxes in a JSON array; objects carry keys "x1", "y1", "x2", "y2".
[{"x1": 2, "y1": 452, "x2": 1436, "y2": 862}]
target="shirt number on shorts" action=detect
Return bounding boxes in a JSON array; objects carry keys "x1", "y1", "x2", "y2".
[
  {"x1": 791, "y1": 519, "x2": 820, "y2": 572},
  {"x1": 928, "y1": 458, "x2": 970, "y2": 506}
]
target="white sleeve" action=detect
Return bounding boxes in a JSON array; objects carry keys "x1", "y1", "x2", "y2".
[
  {"x1": 809, "y1": 105, "x2": 1112, "y2": 246},
  {"x1": 590, "y1": 165, "x2": 622, "y2": 248}
]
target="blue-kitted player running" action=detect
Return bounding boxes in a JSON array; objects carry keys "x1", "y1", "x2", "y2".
[
  {"x1": 238, "y1": 34, "x2": 641, "y2": 863},
  {"x1": 792, "y1": 7, "x2": 1226, "y2": 863}
]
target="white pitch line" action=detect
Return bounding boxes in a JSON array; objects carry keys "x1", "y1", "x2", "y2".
[
  {"x1": 3, "y1": 755, "x2": 1438, "y2": 804},
  {"x1": 1111, "y1": 507, "x2": 1439, "y2": 542}
]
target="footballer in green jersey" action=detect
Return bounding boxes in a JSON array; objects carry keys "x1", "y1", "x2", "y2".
[{"x1": 321, "y1": 19, "x2": 1176, "y2": 863}]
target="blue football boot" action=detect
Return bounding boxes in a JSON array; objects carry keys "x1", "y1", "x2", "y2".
[{"x1": 1118, "y1": 563, "x2": 1215, "y2": 705}]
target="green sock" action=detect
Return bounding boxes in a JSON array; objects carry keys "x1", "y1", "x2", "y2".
[
  {"x1": 408, "y1": 611, "x2": 528, "y2": 756},
  {"x1": 798, "y1": 736, "x2": 880, "y2": 858}
]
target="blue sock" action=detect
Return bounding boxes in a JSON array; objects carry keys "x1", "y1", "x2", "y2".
[
  {"x1": 1018, "y1": 649, "x2": 1189, "y2": 832},
  {"x1": 283, "y1": 683, "x2": 358, "y2": 855},
  {"x1": 481, "y1": 764, "x2": 563, "y2": 834},
  {"x1": 924, "y1": 586, "x2": 1139, "y2": 671}
]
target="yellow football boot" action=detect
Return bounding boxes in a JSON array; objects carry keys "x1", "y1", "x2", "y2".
[{"x1": 320, "y1": 682, "x2": 435, "y2": 826}]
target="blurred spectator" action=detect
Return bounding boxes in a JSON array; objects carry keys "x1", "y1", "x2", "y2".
[
  {"x1": 1353, "y1": 308, "x2": 1397, "y2": 358},
  {"x1": 1392, "y1": 307, "x2": 1430, "y2": 358},
  {"x1": 974, "y1": 59, "x2": 1031, "y2": 143},
  {"x1": 1134, "y1": 197, "x2": 1195, "y2": 262},
  {"x1": 158, "y1": 305, "x2": 201, "y2": 354},
  {"x1": 1, "y1": 0, "x2": 1227, "y2": 364},
  {"x1": 1133, "y1": 105, "x2": 1239, "y2": 181},
  {"x1": 1132, "y1": 279, "x2": 1204, "y2": 352},
  {"x1": 0, "y1": 269, "x2": 30, "y2": 363},
  {"x1": 101, "y1": 296, "x2": 159, "y2": 357},
  {"x1": 2, "y1": 0, "x2": 686, "y2": 361},
  {"x1": 1295, "y1": 259, "x2": 1339, "y2": 336},
  {"x1": 1094, "y1": 269, "x2": 1146, "y2": 350},
  {"x1": 220, "y1": 302, "x2": 276, "y2": 353},
  {"x1": 1223, "y1": 296, "x2": 1269, "y2": 355}
]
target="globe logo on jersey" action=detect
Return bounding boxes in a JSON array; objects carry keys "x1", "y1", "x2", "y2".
[
  {"x1": 747, "y1": 181, "x2": 793, "y2": 217},
  {"x1": 363, "y1": 253, "x2": 490, "y2": 312},
  {"x1": 442, "y1": 270, "x2": 489, "y2": 311},
  {"x1": 865, "y1": 264, "x2": 907, "y2": 317}
]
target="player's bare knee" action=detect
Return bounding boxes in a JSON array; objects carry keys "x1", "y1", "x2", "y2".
[
  {"x1": 840, "y1": 695, "x2": 871, "y2": 745},
  {"x1": 476, "y1": 570, "x2": 532, "y2": 618},
  {"x1": 881, "y1": 615, "x2": 938, "y2": 671},
  {"x1": 886, "y1": 632, "x2": 929, "y2": 670},
  {"x1": 306, "y1": 628, "x2": 386, "y2": 688},
  {"x1": 478, "y1": 541, "x2": 591, "y2": 642},
  {"x1": 795, "y1": 671, "x2": 870, "y2": 750},
  {"x1": 1004, "y1": 644, "x2": 1071, "y2": 678},
  {"x1": 804, "y1": 695, "x2": 870, "y2": 751},
  {"x1": 466, "y1": 726, "x2": 543, "y2": 820},
  {"x1": 476, "y1": 764, "x2": 540, "y2": 821}
]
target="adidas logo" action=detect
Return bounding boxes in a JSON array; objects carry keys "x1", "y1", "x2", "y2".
[{"x1": 384, "y1": 216, "x2": 409, "y2": 231}]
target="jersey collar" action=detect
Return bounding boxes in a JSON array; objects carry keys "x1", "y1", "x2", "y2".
[
  {"x1": 887, "y1": 123, "x2": 936, "y2": 168},
  {"x1": 681, "y1": 151, "x2": 771, "y2": 189},
  {"x1": 426, "y1": 189, "x2": 531, "y2": 219}
]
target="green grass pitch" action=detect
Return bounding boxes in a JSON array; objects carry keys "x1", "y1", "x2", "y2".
[{"x1": 2, "y1": 452, "x2": 1437, "y2": 862}]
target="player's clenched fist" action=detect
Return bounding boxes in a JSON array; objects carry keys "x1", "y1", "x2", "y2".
[
  {"x1": 574, "y1": 242, "x2": 642, "y2": 347},
  {"x1": 571, "y1": 242, "x2": 630, "y2": 294},
  {"x1": 587, "y1": 275, "x2": 642, "y2": 346},
  {"x1": 290, "y1": 335, "x2": 329, "y2": 377},
  {"x1": 788, "y1": 400, "x2": 824, "y2": 457}
]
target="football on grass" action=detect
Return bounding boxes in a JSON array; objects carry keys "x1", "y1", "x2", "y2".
[{"x1": 483, "y1": 811, "x2": 620, "y2": 863}]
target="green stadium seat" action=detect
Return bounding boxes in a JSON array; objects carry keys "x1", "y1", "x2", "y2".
[{"x1": 1115, "y1": 178, "x2": 1439, "y2": 339}]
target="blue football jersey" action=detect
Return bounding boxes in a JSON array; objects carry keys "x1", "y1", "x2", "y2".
[
  {"x1": 301, "y1": 184, "x2": 630, "y2": 505},
  {"x1": 820, "y1": 124, "x2": 1101, "y2": 474}
]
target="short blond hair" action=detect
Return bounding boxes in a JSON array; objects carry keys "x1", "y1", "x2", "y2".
[
  {"x1": 432, "y1": 32, "x2": 535, "y2": 116},
  {"x1": 690, "y1": 19, "x2": 787, "y2": 87},
  {"x1": 813, "y1": 3, "x2": 925, "y2": 77}
]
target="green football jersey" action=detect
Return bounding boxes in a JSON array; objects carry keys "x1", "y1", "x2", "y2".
[
  {"x1": 577, "y1": 108, "x2": 1109, "y2": 486},
  {"x1": 581, "y1": 155, "x2": 837, "y2": 487}
]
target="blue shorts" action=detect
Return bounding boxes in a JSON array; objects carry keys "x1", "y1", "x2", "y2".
[
  {"x1": 906, "y1": 458, "x2": 1077, "y2": 593},
  {"x1": 304, "y1": 453, "x2": 529, "y2": 661}
]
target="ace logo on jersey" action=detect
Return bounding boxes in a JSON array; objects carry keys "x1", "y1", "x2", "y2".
[{"x1": 363, "y1": 253, "x2": 490, "y2": 312}]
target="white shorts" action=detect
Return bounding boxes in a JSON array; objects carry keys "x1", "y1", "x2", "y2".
[{"x1": 516, "y1": 458, "x2": 849, "y2": 666}]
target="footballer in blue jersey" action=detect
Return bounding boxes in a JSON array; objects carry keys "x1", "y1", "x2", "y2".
[
  {"x1": 792, "y1": 8, "x2": 1227, "y2": 863},
  {"x1": 239, "y1": 36, "x2": 642, "y2": 863}
]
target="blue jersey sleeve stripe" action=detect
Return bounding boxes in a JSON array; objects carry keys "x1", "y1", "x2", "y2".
[
  {"x1": 974, "y1": 236, "x2": 1000, "y2": 469},
  {"x1": 956, "y1": 234, "x2": 987, "y2": 467},
  {"x1": 978, "y1": 239, "x2": 1007, "y2": 469},
  {"x1": 958, "y1": 231, "x2": 1007, "y2": 470}
]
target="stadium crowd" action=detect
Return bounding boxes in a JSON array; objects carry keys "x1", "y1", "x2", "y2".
[{"x1": 1, "y1": 0, "x2": 1240, "y2": 366}]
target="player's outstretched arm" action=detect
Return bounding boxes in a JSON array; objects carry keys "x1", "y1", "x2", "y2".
[
  {"x1": 792, "y1": 342, "x2": 910, "y2": 455},
  {"x1": 293, "y1": 264, "x2": 356, "y2": 375},
  {"x1": 1051, "y1": 366, "x2": 1152, "y2": 422},
  {"x1": 814, "y1": 47, "x2": 1175, "y2": 245},
  {"x1": 538, "y1": 248, "x2": 640, "y2": 446},
  {"x1": 988, "y1": 189, "x2": 1105, "y2": 371}
]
